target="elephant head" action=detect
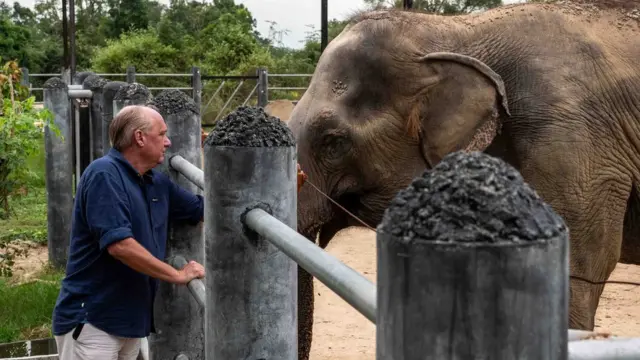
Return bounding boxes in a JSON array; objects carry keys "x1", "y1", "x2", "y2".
[{"x1": 288, "y1": 11, "x2": 511, "y2": 244}]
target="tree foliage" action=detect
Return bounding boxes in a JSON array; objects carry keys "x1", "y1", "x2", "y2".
[{"x1": 0, "y1": 59, "x2": 55, "y2": 219}]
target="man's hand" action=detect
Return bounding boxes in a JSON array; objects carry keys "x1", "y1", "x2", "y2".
[{"x1": 177, "y1": 260, "x2": 205, "y2": 284}]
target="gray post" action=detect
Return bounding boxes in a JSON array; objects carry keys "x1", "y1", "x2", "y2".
[
  {"x1": 147, "y1": 90, "x2": 204, "y2": 360},
  {"x1": 82, "y1": 75, "x2": 109, "y2": 160},
  {"x1": 376, "y1": 151, "x2": 569, "y2": 360},
  {"x1": 191, "y1": 66, "x2": 201, "y2": 113},
  {"x1": 19, "y1": 67, "x2": 29, "y2": 88},
  {"x1": 102, "y1": 81, "x2": 128, "y2": 153},
  {"x1": 203, "y1": 106, "x2": 298, "y2": 359},
  {"x1": 126, "y1": 65, "x2": 136, "y2": 83},
  {"x1": 113, "y1": 83, "x2": 152, "y2": 117},
  {"x1": 257, "y1": 67, "x2": 268, "y2": 107},
  {"x1": 43, "y1": 78, "x2": 74, "y2": 269}
]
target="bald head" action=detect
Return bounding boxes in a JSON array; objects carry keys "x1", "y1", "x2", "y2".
[{"x1": 109, "y1": 105, "x2": 163, "y2": 151}]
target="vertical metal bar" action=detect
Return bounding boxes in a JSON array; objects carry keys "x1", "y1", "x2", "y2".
[
  {"x1": 191, "y1": 66, "x2": 202, "y2": 113},
  {"x1": 257, "y1": 68, "x2": 268, "y2": 107},
  {"x1": 321, "y1": 0, "x2": 328, "y2": 52},
  {"x1": 126, "y1": 66, "x2": 136, "y2": 83},
  {"x1": 69, "y1": 0, "x2": 76, "y2": 81}
]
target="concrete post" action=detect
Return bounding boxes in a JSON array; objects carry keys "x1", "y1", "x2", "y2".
[
  {"x1": 43, "y1": 78, "x2": 74, "y2": 269},
  {"x1": 101, "y1": 81, "x2": 128, "y2": 153},
  {"x1": 147, "y1": 89, "x2": 204, "y2": 360},
  {"x1": 376, "y1": 151, "x2": 569, "y2": 360},
  {"x1": 113, "y1": 83, "x2": 152, "y2": 117},
  {"x1": 82, "y1": 75, "x2": 109, "y2": 160},
  {"x1": 203, "y1": 106, "x2": 298, "y2": 359}
]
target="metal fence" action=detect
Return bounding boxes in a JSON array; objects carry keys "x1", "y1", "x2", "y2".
[
  {"x1": 10, "y1": 73, "x2": 640, "y2": 360},
  {"x1": 21, "y1": 66, "x2": 311, "y2": 125}
]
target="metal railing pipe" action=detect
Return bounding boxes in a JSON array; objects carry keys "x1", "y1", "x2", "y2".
[
  {"x1": 68, "y1": 89, "x2": 92, "y2": 98},
  {"x1": 170, "y1": 255, "x2": 206, "y2": 308},
  {"x1": 243, "y1": 207, "x2": 377, "y2": 324},
  {"x1": 169, "y1": 155, "x2": 204, "y2": 190},
  {"x1": 568, "y1": 337, "x2": 640, "y2": 359}
]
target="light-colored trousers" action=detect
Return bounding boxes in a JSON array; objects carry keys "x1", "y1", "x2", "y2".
[{"x1": 55, "y1": 322, "x2": 148, "y2": 360}]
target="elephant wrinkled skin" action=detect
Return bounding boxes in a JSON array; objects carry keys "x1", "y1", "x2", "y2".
[{"x1": 287, "y1": 3, "x2": 640, "y2": 359}]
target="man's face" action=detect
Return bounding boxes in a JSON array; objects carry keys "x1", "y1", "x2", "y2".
[{"x1": 140, "y1": 110, "x2": 171, "y2": 166}]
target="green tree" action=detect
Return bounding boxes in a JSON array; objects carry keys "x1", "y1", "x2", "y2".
[{"x1": 0, "y1": 60, "x2": 55, "y2": 219}]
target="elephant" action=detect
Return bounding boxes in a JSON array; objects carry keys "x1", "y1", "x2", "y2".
[{"x1": 286, "y1": 2, "x2": 640, "y2": 359}]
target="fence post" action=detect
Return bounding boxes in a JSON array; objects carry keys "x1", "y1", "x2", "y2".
[
  {"x1": 113, "y1": 83, "x2": 152, "y2": 116},
  {"x1": 82, "y1": 75, "x2": 109, "y2": 160},
  {"x1": 203, "y1": 106, "x2": 298, "y2": 359},
  {"x1": 102, "y1": 81, "x2": 128, "y2": 154},
  {"x1": 191, "y1": 66, "x2": 201, "y2": 113},
  {"x1": 376, "y1": 151, "x2": 569, "y2": 360},
  {"x1": 43, "y1": 78, "x2": 74, "y2": 269},
  {"x1": 147, "y1": 89, "x2": 204, "y2": 360},
  {"x1": 127, "y1": 65, "x2": 136, "y2": 83},
  {"x1": 257, "y1": 67, "x2": 268, "y2": 107}
]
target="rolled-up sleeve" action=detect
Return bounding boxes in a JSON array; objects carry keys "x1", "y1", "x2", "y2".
[
  {"x1": 168, "y1": 181, "x2": 204, "y2": 224},
  {"x1": 83, "y1": 171, "x2": 134, "y2": 250}
]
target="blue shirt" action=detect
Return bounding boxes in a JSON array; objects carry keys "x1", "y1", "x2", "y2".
[{"x1": 52, "y1": 148, "x2": 204, "y2": 338}]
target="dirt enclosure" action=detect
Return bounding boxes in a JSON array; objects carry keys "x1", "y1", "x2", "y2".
[{"x1": 308, "y1": 227, "x2": 640, "y2": 360}]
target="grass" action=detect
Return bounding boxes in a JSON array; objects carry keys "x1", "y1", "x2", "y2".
[
  {"x1": 0, "y1": 140, "x2": 65, "y2": 343},
  {"x1": 0, "y1": 266, "x2": 63, "y2": 343}
]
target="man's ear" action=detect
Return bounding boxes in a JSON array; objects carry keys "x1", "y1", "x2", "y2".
[
  {"x1": 134, "y1": 129, "x2": 145, "y2": 147},
  {"x1": 406, "y1": 52, "x2": 510, "y2": 167}
]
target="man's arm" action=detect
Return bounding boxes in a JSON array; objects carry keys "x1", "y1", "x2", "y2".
[
  {"x1": 107, "y1": 238, "x2": 203, "y2": 284},
  {"x1": 84, "y1": 170, "x2": 203, "y2": 283},
  {"x1": 168, "y1": 179, "x2": 204, "y2": 224}
]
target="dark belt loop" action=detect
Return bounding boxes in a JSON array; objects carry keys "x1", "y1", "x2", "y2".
[{"x1": 72, "y1": 323, "x2": 85, "y2": 340}]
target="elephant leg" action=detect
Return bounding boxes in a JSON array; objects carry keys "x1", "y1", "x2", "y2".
[
  {"x1": 298, "y1": 267, "x2": 314, "y2": 360},
  {"x1": 620, "y1": 185, "x2": 640, "y2": 265},
  {"x1": 515, "y1": 145, "x2": 631, "y2": 330}
]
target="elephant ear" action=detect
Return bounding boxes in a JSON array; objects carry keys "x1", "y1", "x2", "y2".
[{"x1": 408, "y1": 51, "x2": 510, "y2": 167}]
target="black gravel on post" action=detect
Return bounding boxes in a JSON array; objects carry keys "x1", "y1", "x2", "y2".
[
  {"x1": 44, "y1": 77, "x2": 67, "y2": 89},
  {"x1": 113, "y1": 83, "x2": 152, "y2": 103},
  {"x1": 378, "y1": 151, "x2": 567, "y2": 245},
  {"x1": 376, "y1": 151, "x2": 569, "y2": 360},
  {"x1": 205, "y1": 106, "x2": 295, "y2": 147},
  {"x1": 82, "y1": 74, "x2": 108, "y2": 91},
  {"x1": 147, "y1": 89, "x2": 198, "y2": 116}
]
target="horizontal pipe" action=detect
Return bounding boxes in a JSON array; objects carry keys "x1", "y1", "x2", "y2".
[
  {"x1": 568, "y1": 337, "x2": 640, "y2": 359},
  {"x1": 147, "y1": 87, "x2": 193, "y2": 90},
  {"x1": 68, "y1": 84, "x2": 83, "y2": 90},
  {"x1": 169, "y1": 155, "x2": 204, "y2": 190},
  {"x1": 68, "y1": 89, "x2": 93, "y2": 98},
  {"x1": 201, "y1": 75, "x2": 258, "y2": 80},
  {"x1": 268, "y1": 87, "x2": 307, "y2": 90},
  {"x1": 170, "y1": 255, "x2": 206, "y2": 309},
  {"x1": 243, "y1": 208, "x2": 377, "y2": 323},
  {"x1": 267, "y1": 74, "x2": 313, "y2": 77}
]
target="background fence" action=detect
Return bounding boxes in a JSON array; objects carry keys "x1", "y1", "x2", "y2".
[{"x1": 20, "y1": 65, "x2": 311, "y2": 127}]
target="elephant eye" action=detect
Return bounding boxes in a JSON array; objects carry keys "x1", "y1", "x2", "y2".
[{"x1": 322, "y1": 133, "x2": 352, "y2": 160}]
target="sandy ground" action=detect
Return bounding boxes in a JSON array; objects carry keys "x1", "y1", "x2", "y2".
[
  {"x1": 5, "y1": 229, "x2": 639, "y2": 359},
  {"x1": 308, "y1": 227, "x2": 640, "y2": 360}
]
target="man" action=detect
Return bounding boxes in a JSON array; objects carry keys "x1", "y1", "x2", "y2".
[{"x1": 51, "y1": 105, "x2": 205, "y2": 359}]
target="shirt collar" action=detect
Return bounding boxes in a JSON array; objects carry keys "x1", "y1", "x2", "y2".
[{"x1": 107, "y1": 148, "x2": 156, "y2": 183}]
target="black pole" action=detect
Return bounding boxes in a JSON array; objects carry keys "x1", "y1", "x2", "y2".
[
  {"x1": 61, "y1": 0, "x2": 68, "y2": 71},
  {"x1": 403, "y1": 0, "x2": 413, "y2": 9},
  {"x1": 69, "y1": 0, "x2": 76, "y2": 80},
  {"x1": 321, "y1": 0, "x2": 328, "y2": 53}
]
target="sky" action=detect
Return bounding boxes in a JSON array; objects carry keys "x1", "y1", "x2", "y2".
[{"x1": 11, "y1": 0, "x2": 523, "y2": 49}]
